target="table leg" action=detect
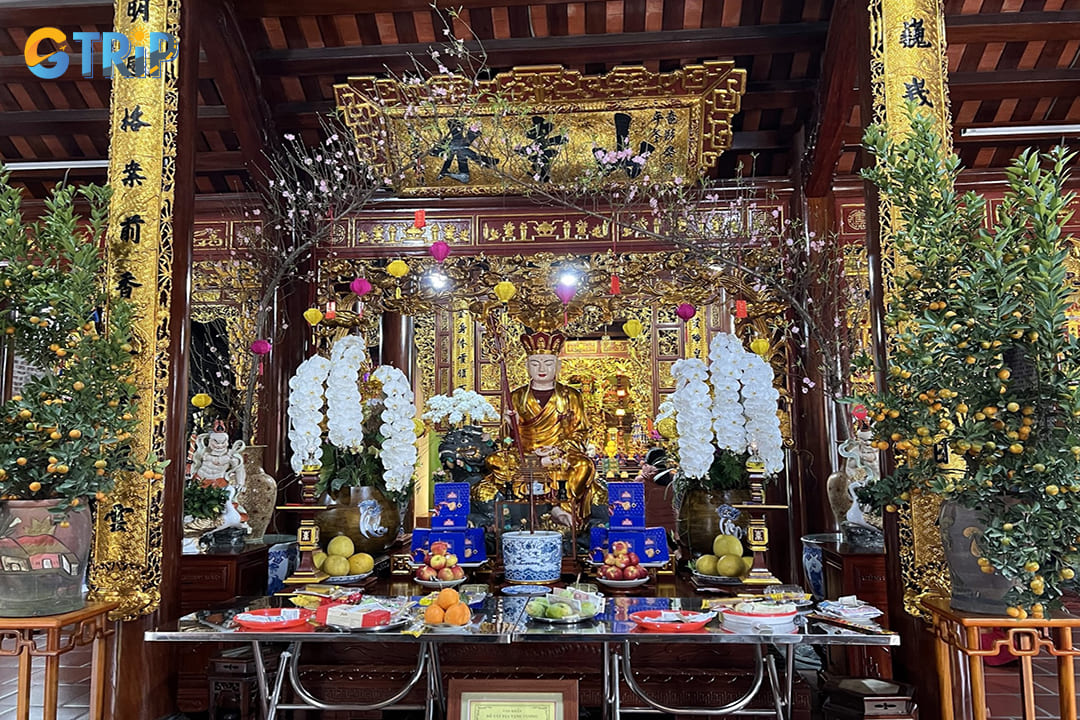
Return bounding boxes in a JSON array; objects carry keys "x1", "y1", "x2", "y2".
[
  {"x1": 601, "y1": 643, "x2": 611, "y2": 720},
  {"x1": 89, "y1": 624, "x2": 109, "y2": 720},
  {"x1": 251, "y1": 641, "x2": 270, "y2": 720},
  {"x1": 1055, "y1": 627, "x2": 1077, "y2": 720},
  {"x1": 765, "y1": 653, "x2": 785, "y2": 720},
  {"x1": 610, "y1": 646, "x2": 622, "y2": 720},
  {"x1": 965, "y1": 627, "x2": 987, "y2": 720},
  {"x1": 43, "y1": 629, "x2": 60, "y2": 720},
  {"x1": 1017, "y1": 632, "x2": 1037, "y2": 720},
  {"x1": 784, "y1": 645, "x2": 795, "y2": 715},
  {"x1": 16, "y1": 638, "x2": 31, "y2": 720},
  {"x1": 935, "y1": 628, "x2": 955, "y2": 720},
  {"x1": 267, "y1": 643, "x2": 295, "y2": 719}
]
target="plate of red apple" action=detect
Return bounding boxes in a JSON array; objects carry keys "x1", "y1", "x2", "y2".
[
  {"x1": 414, "y1": 541, "x2": 468, "y2": 588},
  {"x1": 594, "y1": 541, "x2": 652, "y2": 588}
]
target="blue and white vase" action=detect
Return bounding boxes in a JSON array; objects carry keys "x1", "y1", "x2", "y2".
[
  {"x1": 501, "y1": 530, "x2": 562, "y2": 584},
  {"x1": 800, "y1": 532, "x2": 842, "y2": 600}
]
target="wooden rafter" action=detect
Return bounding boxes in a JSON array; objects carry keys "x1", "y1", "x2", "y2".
[
  {"x1": 199, "y1": 0, "x2": 274, "y2": 183},
  {"x1": 255, "y1": 24, "x2": 829, "y2": 76},
  {"x1": 802, "y1": 0, "x2": 860, "y2": 198}
]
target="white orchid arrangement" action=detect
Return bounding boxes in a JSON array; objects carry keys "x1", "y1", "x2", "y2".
[
  {"x1": 422, "y1": 388, "x2": 499, "y2": 426},
  {"x1": 287, "y1": 354, "x2": 331, "y2": 474},
  {"x1": 669, "y1": 359, "x2": 716, "y2": 479},
  {"x1": 325, "y1": 335, "x2": 368, "y2": 451},
  {"x1": 286, "y1": 336, "x2": 419, "y2": 502},
  {"x1": 659, "y1": 333, "x2": 785, "y2": 484},
  {"x1": 373, "y1": 365, "x2": 418, "y2": 497}
]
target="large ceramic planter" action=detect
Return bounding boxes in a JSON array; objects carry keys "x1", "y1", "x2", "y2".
[
  {"x1": 0, "y1": 498, "x2": 92, "y2": 617},
  {"x1": 940, "y1": 500, "x2": 1014, "y2": 614},
  {"x1": 315, "y1": 485, "x2": 400, "y2": 555},
  {"x1": 501, "y1": 530, "x2": 562, "y2": 584},
  {"x1": 676, "y1": 488, "x2": 751, "y2": 557}
]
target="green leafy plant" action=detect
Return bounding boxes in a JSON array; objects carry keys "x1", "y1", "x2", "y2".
[
  {"x1": 0, "y1": 172, "x2": 143, "y2": 515},
  {"x1": 856, "y1": 108, "x2": 1079, "y2": 615},
  {"x1": 183, "y1": 480, "x2": 229, "y2": 520},
  {"x1": 671, "y1": 448, "x2": 750, "y2": 497},
  {"x1": 315, "y1": 401, "x2": 414, "y2": 504}
]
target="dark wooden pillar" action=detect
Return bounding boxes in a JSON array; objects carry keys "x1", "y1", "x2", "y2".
[
  {"x1": 381, "y1": 311, "x2": 416, "y2": 381},
  {"x1": 111, "y1": 0, "x2": 197, "y2": 716}
]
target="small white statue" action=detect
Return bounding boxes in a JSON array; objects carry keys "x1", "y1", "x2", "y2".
[
  {"x1": 842, "y1": 429, "x2": 881, "y2": 530},
  {"x1": 191, "y1": 427, "x2": 247, "y2": 494}
]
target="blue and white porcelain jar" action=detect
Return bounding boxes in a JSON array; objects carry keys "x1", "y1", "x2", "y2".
[{"x1": 501, "y1": 530, "x2": 562, "y2": 584}]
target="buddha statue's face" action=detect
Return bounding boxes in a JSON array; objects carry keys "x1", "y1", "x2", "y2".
[{"x1": 526, "y1": 353, "x2": 560, "y2": 389}]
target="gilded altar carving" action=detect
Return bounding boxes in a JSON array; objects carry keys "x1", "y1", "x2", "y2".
[
  {"x1": 334, "y1": 62, "x2": 746, "y2": 197},
  {"x1": 96, "y1": 0, "x2": 182, "y2": 618}
]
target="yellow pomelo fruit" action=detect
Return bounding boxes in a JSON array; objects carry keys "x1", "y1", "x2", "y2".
[
  {"x1": 312, "y1": 551, "x2": 327, "y2": 570},
  {"x1": 323, "y1": 555, "x2": 351, "y2": 577},
  {"x1": 327, "y1": 535, "x2": 355, "y2": 557},
  {"x1": 717, "y1": 554, "x2": 745, "y2": 577},
  {"x1": 742, "y1": 556, "x2": 754, "y2": 574},
  {"x1": 695, "y1": 554, "x2": 719, "y2": 576},
  {"x1": 349, "y1": 552, "x2": 374, "y2": 575},
  {"x1": 713, "y1": 534, "x2": 743, "y2": 558}
]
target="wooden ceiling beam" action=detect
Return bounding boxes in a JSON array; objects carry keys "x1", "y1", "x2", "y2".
[
  {"x1": 1, "y1": 152, "x2": 245, "y2": 175},
  {"x1": 241, "y1": 0, "x2": 639, "y2": 17},
  {"x1": 199, "y1": 0, "x2": 274, "y2": 183},
  {"x1": 1, "y1": 106, "x2": 232, "y2": 137},
  {"x1": 0, "y1": 54, "x2": 214, "y2": 84},
  {"x1": 0, "y1": 0, "x2": 112, "y2": 27},
  {"x1": 255, "y1": 23, "x2": 829, "y2": 76},
  {"x1": 802, "y1": 0, "x2": 860, "y2": 198},
  {"x1": 950, "y1": 69, "x2": 1080, "y2": 101},
  {"x1": 947, "y1": 11, "x2": 1080, "y2": 44}
]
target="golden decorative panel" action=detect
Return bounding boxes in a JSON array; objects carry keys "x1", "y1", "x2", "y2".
[
  {"x1": 97, "y1": 0, "x2": 182, "y2": 618},
  {"x1": 334, "y1": 62, "x2": 746, "y2": 197}
]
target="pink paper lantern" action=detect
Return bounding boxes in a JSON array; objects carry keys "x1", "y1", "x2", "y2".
[
  {"x1": 350, "y1": 277, "x2": 372, "y2": 296},
  {"x1": 430, "y1": 240, "x2": 451, "y2": 263},
  {"x1": 676, "y1": 303, "x2": 696, "y2": 321},
  {"x1": 555, "y1": 284, "x2": 577, "y2": 306},
  {"x1": 251, "y1": 339, "x2": 272, "y2": 355}
]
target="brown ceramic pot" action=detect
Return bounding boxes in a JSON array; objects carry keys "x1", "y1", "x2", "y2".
[
  {"x1": 239, "y1": 446, "x2": 277, "y2": 543},
  {"x1": 315, "y1": 485, "x2": 400, "y2": 555},
  {"x1": 676, "y1": 488, "x2": 751, "y2": 557},
  {"x1": 0, "y1": 498, "x2": 92, "y2": 617}
]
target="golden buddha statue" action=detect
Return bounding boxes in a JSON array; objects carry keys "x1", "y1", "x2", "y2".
[{"x1": 479, "y1": 330, "x2": 603, "y2": 525}]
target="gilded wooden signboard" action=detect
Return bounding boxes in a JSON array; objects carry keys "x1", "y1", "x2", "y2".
[{"x1": 335, "y1": 62, "x2": 746, "y2": 197}]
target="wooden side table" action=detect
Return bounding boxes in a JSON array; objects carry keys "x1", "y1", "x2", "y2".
[
  {"x1": 179, "y1": 543, "x2": 269, "y2": 614},
  {"x1": 0, "y1": 600, "x2": 119, "y2": 720},
  {"x1": 821, "y1": 541, "x2": 892, "y2": 678},
  {"x1": 922, "y1": 595, "x2": 1079, "y2": 720}
]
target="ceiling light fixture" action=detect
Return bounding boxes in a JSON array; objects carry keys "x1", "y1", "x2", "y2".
[
  {"x1": 2, "y1": 160, "x2": 110, "y2": 171},
  {"x1": 959, "y1": 124, "x2": 1080, "y2": 139}
]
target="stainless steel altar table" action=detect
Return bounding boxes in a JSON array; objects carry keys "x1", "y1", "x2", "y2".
[{"x1": 146, "y1": 595, "x2": 900, "y2": 720}]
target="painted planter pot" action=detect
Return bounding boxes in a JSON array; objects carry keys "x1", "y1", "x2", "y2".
[
  {"x1": 501, "y1": 530, "x2": 562, "y2": 584},
  {"x1": 800, "y1": 532, "x2": 842, "y2": 601},
  {"x1": 0, "y1": 498, "x2": 92, "y2": 617}
]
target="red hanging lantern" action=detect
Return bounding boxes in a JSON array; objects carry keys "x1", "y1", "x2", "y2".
[
  {"x1": 676, "y1": 303, "x2": 696, "y2": 321},
  {"x1": 735, "y1": 299, "x2": 748, "y2": 318},
  {"x1": 610, "y1": 274, "x2": 621, "y2": 295},
  {"x1": 555, "y1": 284, "x2": 576, "y2": 327},
  {"x1": 414, "y1": 209, "x2": 426, "y2": 229},
  {"x1": 430, "y1": 240, "x2": 451, "y2": 263},
  {"x1": 350, "y1": 277, "x2": 372, "y2": 296}
]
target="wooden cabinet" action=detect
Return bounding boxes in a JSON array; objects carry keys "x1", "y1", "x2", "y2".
[
  {"x1": 821, "y1": 542, "x2": 893, "y2": 679},
  {"x1": 179, "y1": 544, "x2": 270, "y2": 615}
]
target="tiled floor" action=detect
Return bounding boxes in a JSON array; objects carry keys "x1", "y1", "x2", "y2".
[
  {"x1": 0, "y1": 641, "x2": 1076, "y2": 719},
  {"x1": 0, "y1": 643, "x2": 93, "y2": 720}
]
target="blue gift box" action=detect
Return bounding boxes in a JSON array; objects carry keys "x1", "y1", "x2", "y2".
[
  {"x1": 428, "y1": 531, "x2": 467, "y2": 558},
  {"x1": 410, "y1": 528, "x2": 430, "y2": 563},
  {"x1": 589, "y1": 527, "x2": 609, "y2": 563},
  {"x1": 461, "y1": 527, "x2": 487, "y2": 564},
  {"x1": 607, "y1": 529, "x2": 646, "y2": 558},
  {"x1": 640, "y1": 527, "x2": 671, "y2": 565},
  {"x1": 607, "y1": 482, "x2": 646, "y2": 529},
  {"x1": 432, "y1": 482, "x2": 471, "y2": 528}
]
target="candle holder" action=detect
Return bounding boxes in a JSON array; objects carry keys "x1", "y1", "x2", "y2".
[
  {"x1": 734, "y1": 455, "x2": 782, "y2": 586},
  {"x1": 278, "y1": 465, "x2": 329, "y2": 588}
]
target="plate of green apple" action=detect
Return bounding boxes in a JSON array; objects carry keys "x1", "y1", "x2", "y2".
[{"x1": 525, "y1": 596, "x2": 602, "y2": 624}]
